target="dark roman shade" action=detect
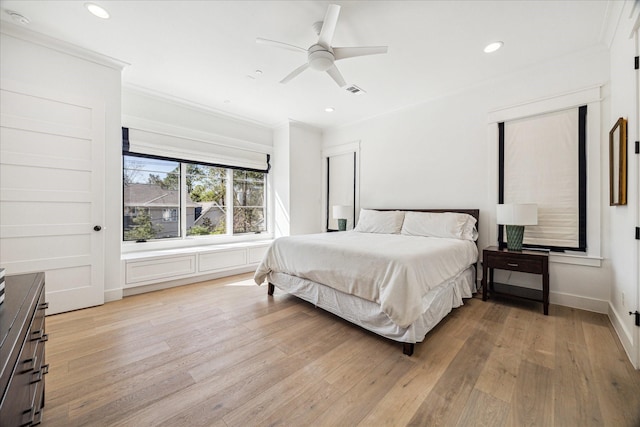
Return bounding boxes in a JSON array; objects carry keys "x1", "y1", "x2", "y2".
[{"x1": 122, "y1": 127, "x2": 270, "y2": 173}]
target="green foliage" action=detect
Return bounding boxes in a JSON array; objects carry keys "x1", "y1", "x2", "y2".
[
  {"x1": 124, "y1": 210, "x2": 162, "y2": 241},
  {"x1": 187, "y1": 165, "x2": 226, "y2": 203},
  {"x1": 187, "y1": 216, "x2": 227, "y2": 236},
  {"x1": 190, "y1": 184, "x2": 225, "y2": 203},
  {"x1": 232, "y1": 170, "x2": 265, "y2": 233},
  {"x1": 187, "y1": 225, "x2": 211, "y2": 236}
]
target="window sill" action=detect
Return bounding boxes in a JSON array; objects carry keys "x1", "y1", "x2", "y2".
[
  {"x1": 121, "y1": 238, "x2": 273, "y2": 261},
  {"x1": 121, "y1": 233, "x2": 273, "y2": 255},
  {"x1": 550, "y1": 252, "x2": 602, "y2": 267}
]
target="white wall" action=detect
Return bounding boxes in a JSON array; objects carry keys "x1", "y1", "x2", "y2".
[
  {"x1": 273, "y1": 124, "x2": 291, "y2": 238},
  {"x1": 273, "y1": 121, "x2": 323, "y2": 237},
  {"x1": 607, "y1": 0, "x2": 639, "y2": 367},
  {"x1": 323, "y1": 45, "x2": 612, "y2": 312},
  {"x1": 289, "y1": 123, "x2": 323, "y2": 235}
]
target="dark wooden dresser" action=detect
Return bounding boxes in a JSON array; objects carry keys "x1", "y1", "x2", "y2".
[{"x1": 0, "y1": 272, "x2": 48, "y2": 426}]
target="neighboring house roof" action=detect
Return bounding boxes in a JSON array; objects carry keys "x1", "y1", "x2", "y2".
[
  {"x1": 124, "y1": 183, "x2": 199, "y2": 207},
  {"x1": 193, "y1": 202, "x2": 226, "y2": 226}
]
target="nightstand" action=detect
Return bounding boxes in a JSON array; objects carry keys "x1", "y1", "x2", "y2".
[{"x1": 481, "y1": 246, "x2": 549, "y2": 315}]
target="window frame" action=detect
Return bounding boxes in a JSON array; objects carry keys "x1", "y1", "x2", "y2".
[
  {"x1": 497, "y1": 105, "x2": 587, "y2": 252},
  {"x1": 486, "y1": 85, "x2": 602, "y2": 266},
  {"x1": 122, "y1": 152, "x2": 269, "y2": 244}
]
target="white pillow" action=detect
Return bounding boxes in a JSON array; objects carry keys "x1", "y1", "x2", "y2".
[
  {"x1": 354, "y1": 209, "x2": 405, "y2": 234},
  {"x1": 461, "y1": 216, "x2": 479, "y2": 241},
  {"x1": 401, "y1": 211, "x2": 477, "y2": 241}
]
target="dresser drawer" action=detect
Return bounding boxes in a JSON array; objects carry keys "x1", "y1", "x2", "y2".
[
  {"x1": 0, "y1": 273, "x2": 47, "y2": 427},
  {"x1": 0, "y1": 342, "x2": 39, "y2": 426},
  {"x1": 485, "y1": 253, "x2": 542, "y2": 274}
]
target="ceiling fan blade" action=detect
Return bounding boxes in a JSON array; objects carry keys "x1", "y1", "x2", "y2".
[
  {"x1": 280, "y1": 63, "x2": 310, "y2": 84},
  {"x1": 256, "y1": 37, "x2": 307, "y2": 54},
  {"x1": 326, "y1": 64, "x2": 346, "y2": 87},
  {"x1": 333, "y1": 46, "x2": 388, "y2": 60},
  {"x1": 317, "y1": 4, "x2": 341, "y2": 47}
]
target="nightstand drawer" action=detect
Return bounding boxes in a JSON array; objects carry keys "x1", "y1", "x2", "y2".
[{"x1": 485, "y1": 254, "x2": 542, "y2": 274}]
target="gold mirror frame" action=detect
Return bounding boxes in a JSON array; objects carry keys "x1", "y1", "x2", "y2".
[{"x1": 609, "y1": 117, "x2": 627, "y2": 206}]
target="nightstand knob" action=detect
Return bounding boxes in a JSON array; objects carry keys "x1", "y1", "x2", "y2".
[{"x1": 507, "y1": 263, "x2": 519, "y2": 267}]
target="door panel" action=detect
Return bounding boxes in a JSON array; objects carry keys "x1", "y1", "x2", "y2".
[{"x1": 0, "y1": 82, "x2": 104, "y2": 314}]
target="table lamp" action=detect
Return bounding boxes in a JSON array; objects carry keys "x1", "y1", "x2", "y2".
[
  {"x1": 496, "y1": 203, "x2": 538, "y2": 251},
  {"x1": 332, "y1": 205, "x2": 351, "y2": 231}
]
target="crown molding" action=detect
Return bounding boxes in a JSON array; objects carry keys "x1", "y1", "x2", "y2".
[{"x1": 0, "y1": 20, "x2": 128, "y2": 70}]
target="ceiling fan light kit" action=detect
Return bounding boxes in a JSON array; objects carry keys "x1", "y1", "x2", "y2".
[
  {"x1": 257, "y1": 4, "x2": 388, "y2": 89},
  {"x1": 308, "y1": 46, "x2": 335, "y2": 71}
]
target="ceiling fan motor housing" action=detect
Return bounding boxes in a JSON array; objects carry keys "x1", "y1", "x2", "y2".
[{"x1": 308, "y1": 44, "x2": 334, "y2": 71}]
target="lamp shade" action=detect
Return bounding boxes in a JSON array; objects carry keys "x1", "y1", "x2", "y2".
[
  {"x1": 496, "y1": 204, "x2": 538, "y2": 225},
  {"x1": 332, "y1": 205, "x2": 351, "y2": 219}
]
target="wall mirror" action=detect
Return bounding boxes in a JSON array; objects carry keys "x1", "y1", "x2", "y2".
[{"x1": 609, "y1": 117, "x2": 627, "y2": 206}]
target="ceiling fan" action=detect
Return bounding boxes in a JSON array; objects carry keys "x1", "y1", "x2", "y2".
[{"x1": 256, "y1": 4, "x2": 388, "y2": 88}]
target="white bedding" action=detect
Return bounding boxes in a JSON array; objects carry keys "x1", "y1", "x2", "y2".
[
  {"x1": 254, "y1": 231, "x2": 478, "y2": 328},
  {"x1": 267, "y1": 267, "x2": 476, "y2": 343}
]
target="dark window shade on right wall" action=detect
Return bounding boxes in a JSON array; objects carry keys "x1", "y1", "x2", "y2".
[{"x1": 499, "y1": 106, "x2": 587, "y2": 252}]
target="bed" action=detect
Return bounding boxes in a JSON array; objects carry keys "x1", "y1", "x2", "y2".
[{"x1": 254, "y1": 208, "x2": 479, "y2": 356}]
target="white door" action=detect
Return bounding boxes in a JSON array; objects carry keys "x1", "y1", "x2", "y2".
[{"x1": 0, "y1": 80, "x2": 104, "y2": 314}]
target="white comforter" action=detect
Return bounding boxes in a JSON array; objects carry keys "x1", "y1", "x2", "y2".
[{"x1": 254, "y1": 231, "x2": 478, "y2": 328}]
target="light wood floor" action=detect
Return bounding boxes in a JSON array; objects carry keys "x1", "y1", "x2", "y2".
[{"x1": 42, "y1": 273, "x2": 640, "y2": 426}]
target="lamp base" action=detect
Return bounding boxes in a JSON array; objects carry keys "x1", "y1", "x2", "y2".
[
  {"x1": 337, "y1": 219, "x2": 347, "y2": 231},
  {"x1": 505, "y1": 225, "x2": 525, "y2": 251}
]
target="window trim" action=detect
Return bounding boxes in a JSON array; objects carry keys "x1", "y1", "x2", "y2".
[
  {"x1": 122, "y1": 152, "x2": 269, "y2": 249},
  {"x1": 497, "y1": 105, "x2": 587, "y2": 252},
  {"x1": 486, "y1": 85, "x2": 602, "y2": 266}
]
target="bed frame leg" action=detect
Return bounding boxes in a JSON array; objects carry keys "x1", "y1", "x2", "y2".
[
  {"x1": 403, "y1": 343, "x2": 414, "y2": 356},
  {"x1": 267, "y1": 283, "x2": 275, "y2": 296}
]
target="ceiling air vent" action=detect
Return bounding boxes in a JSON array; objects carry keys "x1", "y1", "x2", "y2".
[{"x1": 344, "y1": 84, "x2": 366, "y2": 95}]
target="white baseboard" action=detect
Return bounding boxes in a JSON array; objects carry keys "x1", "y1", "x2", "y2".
[
  {"x1": 550, "y1": 290, "x2": 608, "y2": 313},
  {"x1": 104, "y1": 287, "x2": 123, "y2": 303},
  {"x1": 608, "y1": 302, "x2": 638, "y2": 369}
]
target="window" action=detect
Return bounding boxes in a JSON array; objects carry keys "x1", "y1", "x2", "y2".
[
  {"x1": 186, "y1": 164, "x2": 227, "y2": 236},
  {"x1": 325, "y1": 151, "x2": 357, "y2": 231},
  {"x1": 162, "y1": 209, "x2": 178, "y2": 222},
  {"x1": 233, "y1": 170, "x2": 266, "y2": 233},
  {"x1": 498, "y1": 106, "x2": 587, "y2": 251},
  {"x1": 123, "y1": 157, "x2": 181, "y2": 240},
  {"x1": 123, "y1": 155, "x2": 267, "y2": 242}
]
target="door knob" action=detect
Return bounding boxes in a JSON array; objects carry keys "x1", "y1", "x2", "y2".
[{"x1": 94, "y1": 225, "x2": 102, "y2": 231}]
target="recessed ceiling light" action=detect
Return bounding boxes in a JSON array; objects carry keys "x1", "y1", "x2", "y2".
[
  {"x1": 6, "y1": 10, "x2": 30, "y2": 25},
  {"x1": 325, "y1": 107, "x2": 335, "y2": 113},
  {"x1": 255, "y1": 70, "x2": 263, "y2": 76},
  {"x1": 484, "y1": 41, "x2": 503, "y2": 53},
  {"x1": 84, "y1": 3, "x2": 110, "y2": 19}
]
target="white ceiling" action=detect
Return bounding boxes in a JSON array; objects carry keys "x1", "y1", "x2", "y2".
[{"x1": 0, "y1": 0, "x2": 612, "y2": 130}]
